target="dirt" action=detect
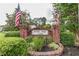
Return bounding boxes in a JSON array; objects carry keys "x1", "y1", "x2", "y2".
[
  {"x1": 62, "y1": 46, "x2": 79, "y2": 56},
  {"x1": 41, "y1": 46, "x2": 53, "y2": 52}
]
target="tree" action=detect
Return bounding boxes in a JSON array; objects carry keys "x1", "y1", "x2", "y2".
[
  {"x1": 40, "y1": 17, "x2": 46, "y2": 25},
  {"x1": 31, "y1": 17, "x2": 47, "y2": 26},
  {"x1": 20, "y1": 11, "x2": 31, "y2": 27},
  {"x1": 3, "y1": 10, "x2": 31, "y2": 31},
  {"x1": 3, "y1": 11, "x2": 18, "y2": 31},
  {"x1": 54, "y1": 3, "x2": 79, "y2": 45}
]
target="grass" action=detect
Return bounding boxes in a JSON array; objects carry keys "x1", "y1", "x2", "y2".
[
  {"x1": 0, "y1": 32, "x2": 5, "y2": 37},
  {"x1": 0, "y1": 32, "x2": 5, "y2": 40}
]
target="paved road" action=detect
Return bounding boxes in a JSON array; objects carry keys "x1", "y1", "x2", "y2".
[{"x1": 62, "y1": 46, "x2": 79, "y2": 56}]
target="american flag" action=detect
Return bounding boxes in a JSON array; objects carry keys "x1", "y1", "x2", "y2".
[{"x1": 15, "y1": 4, "x2": 21, "y2": 27}]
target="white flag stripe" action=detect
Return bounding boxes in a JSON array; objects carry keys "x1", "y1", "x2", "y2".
[
  {"x1": 15, "y1": 11, "x2": 21, "y2": 26},
  {"x1": 16, "y1": 13, "x2": 21, "y2": 20}
]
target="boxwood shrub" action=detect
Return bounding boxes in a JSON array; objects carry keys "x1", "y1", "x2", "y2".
[
  {"x1": 5, "y1": 31, "x2": 20, "y2": 37},
  {"x1": 48, "y1": 42, "x2": 59, "y2": 50},
  {"x1": 60, "y1": 32, "x2": 75, "y2": 46},
  {"x1": 0, "y1": 38, "x2": 27, "y2": 56}
]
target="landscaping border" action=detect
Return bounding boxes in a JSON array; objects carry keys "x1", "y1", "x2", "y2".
[{"x1": 28, "y1": 43, "x2": 64, "y2": 56}]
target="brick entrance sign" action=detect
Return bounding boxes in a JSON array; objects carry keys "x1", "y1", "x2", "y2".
[
  {"x1": 15, "y1": 4, "x2": 60, "y2": 43},
  {"x1": 14, "y1": 4, "x2": 64, "y2": 56}
]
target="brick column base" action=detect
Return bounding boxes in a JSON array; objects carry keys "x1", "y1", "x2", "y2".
[{"x1": 20, "y1": 27, "x2": 28, "y2": 39}]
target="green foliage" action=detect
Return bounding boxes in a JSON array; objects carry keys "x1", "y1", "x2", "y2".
[
  {"x1": 0, "y1": 38, "x2": 27, "y2": 56},
  {"x1": 3, "y1": 26, "x2": 19, "y2": 31},
  {"x1": 66, "y1": 22, "x2": 79, "y2": 32},
  {"x1": 25, "y1": 36, "x2": 33, "y2": 51},
  {"x1": 31, "y1": 17, "x2": 47, "y2": 26},
  {"x1": 25, "y1": 36, "x2": 33, "y2": 43},
  {"x1": 54, "y1": 3, "x2": 78, "y2": 33},
  {"x1": 31, "y1": 36, "x2": 45, "y2": 51},
  {"x1": 60, "y1": 32, "x2": 75, "y2": 46},
  {"x1": 5, "y1": 31, "x2": 20, "y2": 37},
  {"x1": 28, "y1": 42, "x2": 35, "y2": 51},
  {"x1": 60, "y1": 25, "x2": 67, "y2": 32},
  {"x1": 3, "y1": 13, "x2": 19, "y2": 31},
  {"x1": 20, "y1": 11, "x2": 30, "y2": 27},
  {"x1": 42, "y1": 24, "x2": 51, "y2": 29},
  {"x1": 54, "y1": 3, "x2": 79, "y2": 44},
  {"x1": 45, "y1": 36, "x2": 53, "y2": 44},
  {"x1": 3, "y1": 10, "x2": 31, "y2": 31},
  {"x1": 48, "y1": 42, "x2": 59, "y2": 50},
  {"x1": 26, "y1": 36, "x2": 53, "y2": 51}
]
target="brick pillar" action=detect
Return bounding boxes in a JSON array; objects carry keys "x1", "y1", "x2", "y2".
[
  {"x1": 52, "y1": 26, "x2": 60, "y2": 43},
  {"x1": 20, "y1": 27, "x2": 28, "y2": 39},
  {"x1": 52, "y1": 13, "x2": 60, "y2": 43}
]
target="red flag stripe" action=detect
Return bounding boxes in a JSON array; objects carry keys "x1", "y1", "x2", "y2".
[
  {"x1": 16, "y1": 14, "x2": 21, "y2": 18},
  {"x1": 15, "y1": 11, "x2": 21, "y2": 26},
  {"x1": 16, "y1": 12, "x2": 21, "y2": 18},
  {"x1": 16, "y1": 11, "x2": 21, "y2": 15},
  {"x1": 15, "y1": 16, "x2": 20, "y2": 22},
  {"x1": 15, "y1": 19, "x2": 20, "y2": 24},
  {"x1": 15, "y1": 21, "x2": 19, "y2": 25},
  {"x1": 15, "y1": 14, "x2": 21, "y2": 21}
]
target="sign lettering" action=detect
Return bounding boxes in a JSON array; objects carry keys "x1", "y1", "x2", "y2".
[{"x1": 32, "y1": 30, "x2": 48, "y2": 35}]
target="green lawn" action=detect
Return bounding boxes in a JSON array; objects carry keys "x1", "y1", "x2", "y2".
[{"x1": 0, "y1": 32, "x2": 5, "y2": 37}]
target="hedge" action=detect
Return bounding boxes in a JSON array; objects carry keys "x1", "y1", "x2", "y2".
[
  {"x1": 5, "y1": 31, "x2": 20, "y2": 37},
  {"x1": 0, "y1": 38, "x2": 27, "y2": 56},
  {"x1": 60, "y1": 32, "x2": 75, "y2": 46}
]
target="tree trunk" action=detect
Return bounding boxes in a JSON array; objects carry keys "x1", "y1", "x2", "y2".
[
  {"x1": 75, "y1": 30, "x2": 79, "y2": 46},
  {"x1": 76, "y1": 4, "x2": 79, "y2": 46}
]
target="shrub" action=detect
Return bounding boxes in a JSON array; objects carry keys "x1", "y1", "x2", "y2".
[
  {"x1": 42, "y1": 24, "x2": 51, "y2": 29},
  {"x1": 3, "y1": 26, "x2": 19, "y2": 31},
  {"x1": 26, "y1": 36, "x2": 53, "y2": 51},
  {"x1": 25, "y1": 36, "x2": 33, "y2": 43},
  {"x1": 60, "y1": 25, "x2": 67, "y2": 32},
  {"x1": 46, "y1": 36, "x2": 53, "y2": 44},
  {"x1": 29, "y1": 36, "x2": 45, "y2": 51},
  {"x1": 25, "y1": 36, "x2": 34, "y2": 51},
  {"x1": 5, "y1": 31, "x2": 20, "y2": 37},
  {"x1": 0, "y1": 38, "x2": 27, "y2": 56},
  {"x1": 48, "y1": 42, "x2": 59, "y2": 50},
  {"x1": 60, "y1": 32, "x2": 75, "y2": 46},
  {"x1": 27, "y1": 42, "x2": 35, "y2": 51}
]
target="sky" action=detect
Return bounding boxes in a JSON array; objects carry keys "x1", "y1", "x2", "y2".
[{"x1": 0, "y1": 3, "x2": 53, "y2": 25}]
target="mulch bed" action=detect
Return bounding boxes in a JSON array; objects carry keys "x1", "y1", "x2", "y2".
[
  {"x1": 28, "y1": 43, "x2": 64, "y2": 56},
  {"x1": 28, "y1": 45, "x2": 79, "y2": 56},
  {"x1": 62, "y1": 46, "x2": 79, "y2": 56}
]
